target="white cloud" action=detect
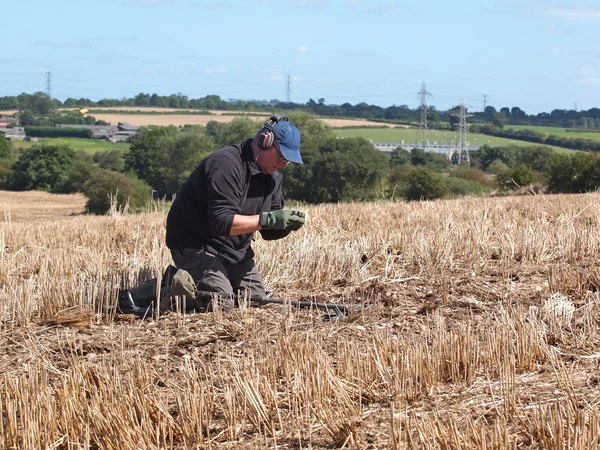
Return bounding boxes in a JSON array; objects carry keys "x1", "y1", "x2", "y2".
[
  {"x1": 337, "y1": 49, "x2": 377, "y2": 56},
  {"x1": 203, "y1": 1, "x2": 233, "y2": 8},
  {"x1": 578, "y1": 76, "x2": 600, "y2": 86},
  {"x1": 578, "y1": 67, "x2": 595, "y2": 76},
  {"x1": 345, "y1": 0, "x2": 398, "y2": 15},
  {"x1": 135, "y1": 0, "x2": 168, "y2": 4},
  {"x1": 34, "y1": 38, "x2": 93, "y2": 49},
  {"x1": 534, "y1": 3, "x2": 600, "y2": 21},
  {"x1": 551, "y1": 46, "x2": 571, "y2": 55},
  {"x1": 296, "y1": 0, "x2": 327, "y2": 8},
  {"x1": 575, "y1": 67, "x2": 600, "y2": 85},
  {"x1": 297, "y1": 45, "x2": 309, "y2": 53},
  {"x1": 170, "y1": 66, "x2": 191, "y2": 73},
  {"x1": 204, "y1": 67, "x2": 230, "y2": 75}
]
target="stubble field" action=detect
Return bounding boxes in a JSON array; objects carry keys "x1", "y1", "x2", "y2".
[
  {"x1": 2, "y1": 192, "x2": 600, "y2": 449},
  {"x1": 87, "y1": 112, "x2": 404, "y2": 129}
]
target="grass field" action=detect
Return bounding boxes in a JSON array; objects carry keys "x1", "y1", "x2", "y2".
[
  {"x1": 12, "y1": 137, "x2": 130, "y2": 154},
  {"x1": 2, "y1": 192, "x2": 600, "y2": 448},
  {"x1": 510, "y1": 125, "x2": 600, "y2": 142},
  {"x1": 334, "y1": 127, "x2": 578, "y2": 154}
]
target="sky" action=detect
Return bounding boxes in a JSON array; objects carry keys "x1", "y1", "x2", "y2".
[{"x1": 2, "y1": 0, "x2": 600, "y2": 114}]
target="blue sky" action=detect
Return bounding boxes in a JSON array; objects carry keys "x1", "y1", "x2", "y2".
[{"x1": 2, "y1": 0, "x2": 600, "y2": 114}]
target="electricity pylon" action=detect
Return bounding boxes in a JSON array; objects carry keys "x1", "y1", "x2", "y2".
[
  {"x1": 451, "y1": 102, "x2": 472, "y2": 165},
  {"x1": 417, "y1": 82, "x2": 432, "y2": 149}
]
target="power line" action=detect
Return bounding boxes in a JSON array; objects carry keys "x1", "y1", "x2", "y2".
[{"x1": 482, "y1": 94, "x2": 488, "y2": 111}]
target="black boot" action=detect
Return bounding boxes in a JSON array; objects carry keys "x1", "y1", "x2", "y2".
[{"x1": 117, "y1": 289, "x2": 154, "y2": 318}]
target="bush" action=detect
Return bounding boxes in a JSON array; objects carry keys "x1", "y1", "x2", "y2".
[
  {"x1": 82, "y1": 170, "x2": 152, "y2": 214},
  {"x1": 449, "y1": 165, "x2": 493, "y2": 186},
  {"x1": 152, "y1": 130, "x2": 215, "y2": 196},
  {"x1": 486, "y1": 159, "x2": 510, "y2": 175},
  {"x1": 11, "y1": 143, "x2": 76, "y2": 193},
  {"x1": 443, "y1": 176, "x2": 490, "y2": 197},
  {"x1": 403, "y1": 167, "x2": 447, "y2": 201},
  {"x1": 497, "y1": 164, "x2": 538, "y2": 191},
  {"x1": 390, "y1": 147, "x2": 411, "y2": 168},
  {"x1": 387, "y1": 164, "x2": 413, "y2": 198},
  {"x1": 63, "y1": 152, "x2": 99, "y2": 193},
  {"x1": 93, "y1": 150, "x2": 125, "y2": 172},
  {"x1": 0, "y1": 137, "x2": 12, "y2": 160},
  {"x1": 124, "y1": 126, "x2": 179, "y2": 186},
  {"x1": 0, "y1": 160, "x2": 13, "y2": 189},
  {"x1": 293, "y1": 137, "x2": 389, "y2": 203}
]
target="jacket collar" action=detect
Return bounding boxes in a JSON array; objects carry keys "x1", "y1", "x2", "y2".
[{"x1": 241, "y1": 138, "x2": 262, "y2": 176}]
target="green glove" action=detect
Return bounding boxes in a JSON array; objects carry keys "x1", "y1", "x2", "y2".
[{"x1": 260, "y1": 210, "x2": 305, "y2": 230}]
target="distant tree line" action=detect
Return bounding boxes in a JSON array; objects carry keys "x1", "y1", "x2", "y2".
[
  {"x1": 470, "y1": 124, "x2": 600, "y2": 152},
  {"x1": 3, "y1": 110, "x2": 600, "y2": 212},
  {"x1": 3, "y1": 92, "x2": 600, "y2": 130}
]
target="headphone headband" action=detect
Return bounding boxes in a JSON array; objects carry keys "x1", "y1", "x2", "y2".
[{"x1": 257, "y1": 114, "x2": 289, "y2": 150}]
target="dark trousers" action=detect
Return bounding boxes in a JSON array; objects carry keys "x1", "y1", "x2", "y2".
[{"x1": 171, "y1": 248, "x2": 266, "y2": 311}]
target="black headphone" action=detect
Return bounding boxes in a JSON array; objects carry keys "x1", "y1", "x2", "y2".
[{"x1": 257, "y1": 114, "x2": 289, "y2": 150}]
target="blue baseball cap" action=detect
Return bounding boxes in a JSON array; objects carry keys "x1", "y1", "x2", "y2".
[{"x1": 273, "y1": 120, "x2": 302, "y2": 164}]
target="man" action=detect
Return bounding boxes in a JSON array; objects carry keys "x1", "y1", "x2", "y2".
[{"x1": 122, "y1": 115, "x2": 305, "y2": 314}]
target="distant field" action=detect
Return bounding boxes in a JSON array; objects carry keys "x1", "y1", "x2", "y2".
[
  {"x1": 509, "y1": 125, "x2": 600, "y2": 142},
  {"x1": 88, "y1": 112, "x2": 405, "y2": 128},
  {"x1": 0, "y1": 190, "x2": 85, "y2": 222},
  {"x1": 334, "y1": 127, "x2": 578, "y2": 154},
  {"x1": 12, "y1": 138, "x2": 129, "y2": 154}
]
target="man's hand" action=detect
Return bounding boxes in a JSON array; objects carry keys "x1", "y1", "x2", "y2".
[{"x1": 260, "y1": 210, "x2": 305, "y2": 230}]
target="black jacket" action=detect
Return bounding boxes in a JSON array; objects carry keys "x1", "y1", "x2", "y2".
[{"x1": 166, "y1": 139, "x2": 289, "y2": 265}]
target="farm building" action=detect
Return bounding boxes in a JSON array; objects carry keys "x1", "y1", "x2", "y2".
[
  {"x1": 0, "y1": 127, "x2": 25, "y2": 141},
  {"x1": 0, "y1": 115, "x2": 17, "y2": 126},
  {"x1": 55, "y1": 122, "x2": 139, "y2": 142}
]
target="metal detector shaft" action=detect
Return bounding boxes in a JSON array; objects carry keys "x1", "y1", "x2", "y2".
[{"x1": 195, "y1": 290, "x2": 349, "y2": 314}]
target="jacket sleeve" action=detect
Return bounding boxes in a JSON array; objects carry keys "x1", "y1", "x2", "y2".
[
  {"x1": 204, "y1": 152, "x2": 245, "y2": 236},
  {"x1": 259, "y1": 172, "x2": 292, "y2": 241}
]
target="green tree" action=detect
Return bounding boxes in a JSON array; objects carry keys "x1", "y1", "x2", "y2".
[
  {"x1": 278, "y1": 112, "x2": 337, "y2": 201},
  {"x1": 153, "y1": 130, "x2": 215, "y2": 197},
  {"x1": 486, "y1": 159, "x2": 509, "y2": 176},
  {"x1": 548, "y1": 153, "x2": 597, "y2": 193},
  {"x1": 19, "y1": 92, "x2": 57, "y2": 115},
  {"x1": 0, "y1": 160, "x2": 13, "y2": 189},
  {"x1": 82, "y1": 170, "x2": 151, "y2": 214},
  {"x1": 11, "y1": 144, "x2": 76, "y2": 193},
  {"x1": 93, "y1": 150, "x2": 125, "y2": 172},
  {"x1": 0, "y1": 137, "x2": 12, "y2": 160},
  {"x1": 482, "y1": 106, "x2": 497, "y2": 122},
  {"x1": 403, "y1": 166, "x2": 446, "y2": 201},
  {"x1": 475, "y1": 144, "x2": 517, "y2": 170},
  {"x1": 63, "y1": 152, "x2": 99, "y2": 193},
  {"x1": 306, "y1": 137, "x2": 389, "y2": 203},
  {"x1": 492, "y1": 112, "x2": 507, "y2": 128},
  {"x1": 215, "y1": 117, "x2": 259, "y2": 148},
  {"x1": 514, "y1": 145, "x2": 554, "y2": 173},
  {"x1": 205, "y1": 120, "x2": 227, "y2": 142},
  {"x1": 410, "y1": 148, "x2": 434, "y2": 166},
  {"x1": 387, "y1": 164, "x2": 413, "y2": 199},
  {"x1": 497, "y1": 164, "x2": 536, "y2": 191},
  {"x1": 390, "y1": 147, "x2": 411, "y2": 168},
  {"x1": 124, "y1": 126, "x2": 179, "y2": 185}
]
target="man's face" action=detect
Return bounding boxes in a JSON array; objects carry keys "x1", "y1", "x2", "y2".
[{"x1": 257, "y1": 142, "x2": 290, "y2": 174}]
